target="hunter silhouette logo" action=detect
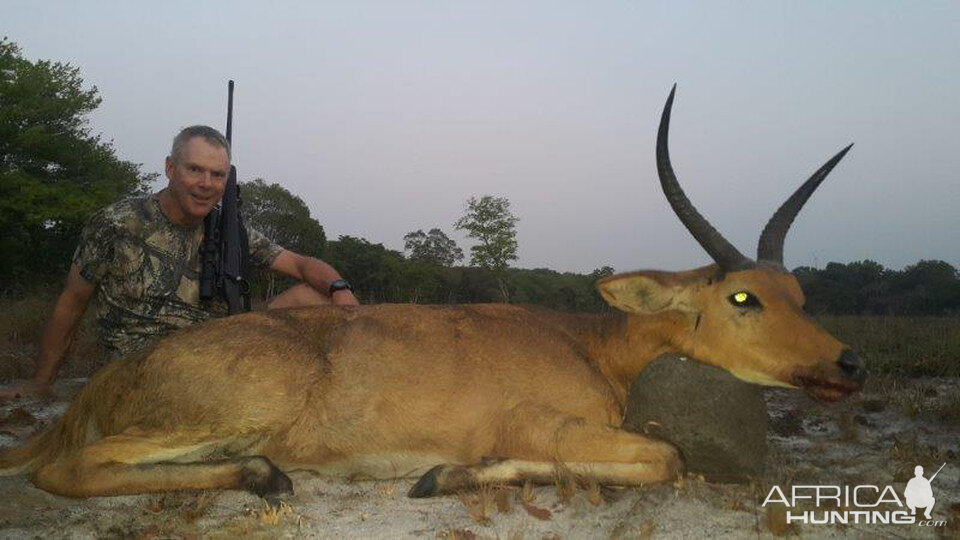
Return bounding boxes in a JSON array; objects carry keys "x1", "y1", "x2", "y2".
[{"x1": 904, "y1": 463, "x2": 945, "y2": 520}]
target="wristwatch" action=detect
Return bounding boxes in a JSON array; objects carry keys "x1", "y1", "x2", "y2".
[{"x1": 329, "y1": 279, "x2": 353, "y2": 296}]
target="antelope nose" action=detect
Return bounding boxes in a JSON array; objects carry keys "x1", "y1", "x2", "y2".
[{"x1": 838, "y1": 349, "x2": 866, "y2": 382}]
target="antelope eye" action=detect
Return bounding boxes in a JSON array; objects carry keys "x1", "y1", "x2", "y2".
[{"x1": 728, "y1": 291, "x2": 762, "y2": 309}]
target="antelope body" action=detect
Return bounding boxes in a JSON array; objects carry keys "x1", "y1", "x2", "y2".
[{"x1": 0, "y1": 88, "x2": 865, "y2": 499}]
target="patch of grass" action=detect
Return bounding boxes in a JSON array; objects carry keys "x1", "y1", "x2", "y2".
[
  {"x1": 0, "y1": 290, "x2": 104, "y2": 382},
  {"x1": 892, "y1": 385, "x2": 933, "y2": 418},
  {"x1": 938, "y1": 392, "x2": 960, "y2": 424},
  {"x1": 520, "y1": 480, "x2": 535, "y2": 504},
  {"x1": 818, "y1": 315, "x2": 960, "y2": 377},
  {"x1": 586, "y1": 479, "x2": 603, "y2": 507},
  {"x1": 553, "y1": 463, "x2": 577, "y2": 503},
  {"x1": 610, "y1": 518, "x2": 656, "y2": 540},
  {"x1": 458, "y1": 484, "x2": 496, "y2": 525},
  {"x1": 889, "y1": 436, "x2": 947, "y2": 482},
  {"x1": 764, "y1": 504, "x2": 800, "y2": 537},
  {"x1": 494, "y1": 487, "x2": 515, "y2": 513},
  {"x1": 437, "y1": 529, "x2": 478, "y2": 540}
]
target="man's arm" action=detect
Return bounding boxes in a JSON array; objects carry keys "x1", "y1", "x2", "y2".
[
  {"x1": 269, "y1": 250, "x2": 359, "y2": 305},
  {"x1": 0, "y1": 265, "x2": 95, "y2": 401}
]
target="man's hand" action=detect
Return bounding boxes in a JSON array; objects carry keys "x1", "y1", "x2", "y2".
[
  {"x1": 271, "y1": 250, "x2": 361, "y2": 305},
  {"x1": 0, "y1": 381, "x2": 55, "y2": 403}
]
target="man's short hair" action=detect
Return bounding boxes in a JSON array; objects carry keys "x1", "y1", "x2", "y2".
[{"x1": 170, "y1": 125, "x2": 231, "y2": 163}]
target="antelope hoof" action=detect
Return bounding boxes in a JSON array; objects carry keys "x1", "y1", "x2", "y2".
[
  {"x1": 408, "y1": 464, "x2": 475, "y2": 498},
  {"x1": 240, "y1": 457, "x2": 294, "y2": 499},
  {"x1": 408, "y1": 465, "x2": 444, "y2": 498}
]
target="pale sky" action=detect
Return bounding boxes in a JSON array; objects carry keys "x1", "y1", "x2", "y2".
[{"x1": 5, "y1": 1, "x2": 959, "y2": 273}]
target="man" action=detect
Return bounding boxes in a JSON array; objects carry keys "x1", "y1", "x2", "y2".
[
  {"x1": 0, "y1": 126, "x2": 358, "y2": 401},
  {"x1": 904, "y1": 465, "x2": 939, "y2": 520}
]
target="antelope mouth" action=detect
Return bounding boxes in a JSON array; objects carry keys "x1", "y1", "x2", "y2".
[{"x1": 793, "y1": 374, "x2": 862, "y2": 403}]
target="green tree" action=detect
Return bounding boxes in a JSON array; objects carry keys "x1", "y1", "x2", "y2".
[
  {"x1": 589, "y1": 266, "x2": 615, "y2": 282},
  {"x1": 403, "y1": 228, "x2": 463, "y2": 267},
  {"x1": 454, "y1": 195, "x2": 519, "y2": 300},
  {"x1": 325, "y1": 235, "x2": 414, "y2": 303},
  {"x1": 0, "y1": 38, "x2": 154, "y2": 289},
  {"x1": 239, "y1": 178, "x2": 326, "y2": 299},
  {"x1": 240, "y1": 178, "x2": 326, "y2": 258}
]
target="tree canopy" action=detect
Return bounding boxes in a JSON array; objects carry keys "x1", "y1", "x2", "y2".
[
  {"x1": 240, "y1": 178, "x2": 326, "y2": 258},
  {"x1": 454, "y1": 195, "x2": 519, "y2": 272},
  {"x1": 403, "y1": 228, "x2": 463, "y2": 267},
  {"x1": 0, "y1": 38, "x2": 154, "y2": 289}
]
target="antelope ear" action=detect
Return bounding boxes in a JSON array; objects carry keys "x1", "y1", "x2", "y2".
[{"x1": 596, "y1": 270, "x2": 700, "y2": 315}]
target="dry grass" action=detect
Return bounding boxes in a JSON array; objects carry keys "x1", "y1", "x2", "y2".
[
  {"x1": 494, "y1": 487, "x2": 515, "y2": 513},
  {"x1": 257, "y1": 501, "x2": 294, "y2": 526},
  {"x1": 458, "y1": 484, "x2": 497, "y2": 525},
  {"x1": 374, "y1": 480, "x2": 399, "y2": 498},
  {"x1": 0, "y1": 291, "x2": 104, "y2": 382},
  {"x1": 940, "y1": 392, "x2": 960, "y2": 424},
  {"x1": 872, "y1": 376, "x2": 960, "y2": 424},
  {"x1": 889, "y1": 436, "x2": 947, "y2": 482},
  {"x1": 437, "y1": 529, "x2": 478, "y2": 540},
  {"x1": 610, "y1": 518, "x2": 656, "y2": 540},
  {"x1": 586, "y1": 479, "x2": 603, "y2": 507},
  {"x1": 553, "y1": 463, "x2": 577, "y2": 503},
  {"x1": 520, "y1": 480, "x2": 535, "y2": 504},
  {"x1": 818, "y1": 315, "x2": 960, "y2": 377},
  {"x1": 458, "y1": 484, "x2": 521, "y2": 525},
  {"x1": 764, "y1": 505, "x2": 800, "y2": 537}
]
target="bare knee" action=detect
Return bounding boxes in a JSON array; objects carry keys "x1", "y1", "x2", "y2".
[
  {"x1": 623, "y1": 439, "x2": 683, "y2": 480},
  {"x1": 267, "y1": 283, "x2": 329, "y2": 309},
  {"x1": 34, "y1": 461, "x2": 97, "y2": 498}
]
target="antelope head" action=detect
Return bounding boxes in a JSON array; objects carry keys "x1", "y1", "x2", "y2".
[{"x1": 598, "y1": 86, "x2": 865, "y2": 402}]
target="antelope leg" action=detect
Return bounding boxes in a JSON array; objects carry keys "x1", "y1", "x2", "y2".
[
  {"x1": 33, "y1": 428, "x2": 290, "y2": 498},
  {"x1": 409, "y1": 405, "x2": 682, "y2": 497}
]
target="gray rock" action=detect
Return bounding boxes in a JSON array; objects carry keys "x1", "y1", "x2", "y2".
[{"x1": 621, "y1": 354, "x2": 767, "y2": 481}]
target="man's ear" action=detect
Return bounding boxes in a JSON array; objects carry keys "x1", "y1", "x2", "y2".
[
  {"x1": 164, "y1": 156, "x2": 175, "y2": 180},
  {"x1": 596, "y1": 270, "x2": 702, "y2": 315}
]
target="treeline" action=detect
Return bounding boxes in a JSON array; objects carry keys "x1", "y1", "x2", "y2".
[
  {"x1": 795, "y1": 260, "x2": 960, "y2": 316},
  {"x1": 301, "y1": 234, "x2": 960, "y2": 316},
  {"x1": 321, "y1": 236, "x2": 611, "y2": 312}
]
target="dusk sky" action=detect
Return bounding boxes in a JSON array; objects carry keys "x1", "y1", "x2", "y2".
[{"x1": 6, "y1": 1, "x2": 959, "y2": 273}]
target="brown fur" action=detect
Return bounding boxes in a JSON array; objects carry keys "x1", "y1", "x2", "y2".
[{"x1": 0, "y1": 264, "x2": 861, "y2": 498}]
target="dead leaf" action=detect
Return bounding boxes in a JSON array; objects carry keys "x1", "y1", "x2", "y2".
[{"x1": 521, "y1": 502, "x2": 551, "y2": 521}]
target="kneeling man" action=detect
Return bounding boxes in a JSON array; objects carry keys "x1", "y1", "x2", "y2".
[{"x1": 2, "y1": 125, "x2": 357, "y2": 400}]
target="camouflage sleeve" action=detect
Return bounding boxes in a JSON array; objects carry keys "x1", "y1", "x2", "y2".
[
  {"x1": 71, "y1": 209, "x2": 117, "y2": 284},
  {"x1": 247, "y1": 226, "x2": 284, "y2": 268}
]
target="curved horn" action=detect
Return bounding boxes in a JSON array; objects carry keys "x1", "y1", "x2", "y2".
[
  {"x1": 656, "y1": 85, "x2": 752, "y2": 271},
  {"x1": 757, "y1": 144, "x2": 853, "y2": 263}
]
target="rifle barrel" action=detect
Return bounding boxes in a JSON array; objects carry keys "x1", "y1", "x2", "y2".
[
  {"x1": 929, "y1": 462, "x2": 946, "y2": 482},
  {"x1": 226, "y1": 80, "x2": 234, "y2": 143}
]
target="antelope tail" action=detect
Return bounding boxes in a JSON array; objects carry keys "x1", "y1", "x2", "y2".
[
  {"x1": 0, "y1": 420, "x2": 69, "y2": 475},
  {"x1": 0, "y1": 389, "x2": 97, "y2": 476}
]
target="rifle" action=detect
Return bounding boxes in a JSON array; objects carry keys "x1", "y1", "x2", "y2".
[
  {"x1": 929, "y1": 462, "x2": 946, "y2": 483},
  {"x1": 199, "y1": 80, "x2": 251, "y2": 314}
]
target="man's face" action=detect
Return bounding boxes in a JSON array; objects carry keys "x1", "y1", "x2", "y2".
[{"x1": 164, "y1": 136, "x2": 230, "y2": 223}]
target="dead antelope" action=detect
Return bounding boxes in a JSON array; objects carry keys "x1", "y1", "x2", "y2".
[{"x1": 0, "y1": 87, "x2": 865, "y2": 500}]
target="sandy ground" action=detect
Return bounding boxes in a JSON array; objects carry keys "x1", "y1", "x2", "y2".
[{"x1": 0, "y1": 377, "x2": 957, "y2": 539}]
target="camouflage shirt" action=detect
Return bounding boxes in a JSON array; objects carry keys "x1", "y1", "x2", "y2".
[{"x1": 72, "y1": 191, "x2": 283, "y2": 358}]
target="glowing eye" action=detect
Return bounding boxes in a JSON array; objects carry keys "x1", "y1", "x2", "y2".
[{"x1": 728, "y1": 291, "x2": 762, "y2": 309}]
